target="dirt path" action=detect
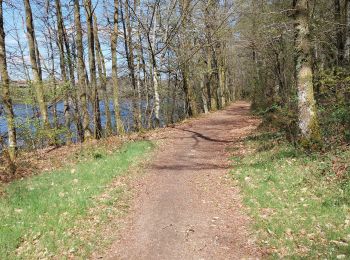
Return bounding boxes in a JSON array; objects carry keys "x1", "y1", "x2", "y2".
[{"x1": 104, "y1": 101, "x2": 261, "y2": 260}]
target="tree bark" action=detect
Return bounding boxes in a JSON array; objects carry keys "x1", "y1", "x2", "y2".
[
  {"x1": 179, "y1": 0, "x2": 197, "y2": 117},
  {"x1": 93, "y1": 14, "x2": 112, "y2": 136},
  {"x1": 67, "y1": 37, "x2": 83, "y2": 141},
  {"x1": 74, "y1": 0, "x2": 91, "y2": 139},
  {"x1": 345, "y1": 0, "x2": 350, "y2": 63},
  {"x1": 294, "y1": 0, "x2": 321, "y2": 145},
  {"x1": 84, "y1": 0, "x2": 102, "y2": 139},
  {"x1": 55, "y1": 0, "x2": 71, "y2": 143},
  {"x1": 135, "y1": 0, "x2": 143, "y2": 129},
  {"x1": 204, "y1": 0, "x2": 219, "y2": 110},
  {"x1": 218, "y1": 53, "x2": 226, "y2": 107},
  {"x1": 0, "y1": 0, "x2": 16, "y2": 163},
  {"x1": 121, "y1": 0, "x2": 140, "y2": 131},
  {"x1": 334, "y1": 0, "x2": 344, "y2": 65},
  {"x1": 151, "y1": 5, "x2": 161, "y2": 126},
  {"x1": 23, "y1": 0, "x2": 49, "y2": 126},
  {"x1": 60, "y1": 4, "x2": 83, "y2": 141},
  {"x1": 111, "y1": 0, "x2": 125, "y2": 135}
]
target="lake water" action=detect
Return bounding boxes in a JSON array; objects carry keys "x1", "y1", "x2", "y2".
[{"x1": 0, "y1": 99, "x2": 184, "y2": 149}]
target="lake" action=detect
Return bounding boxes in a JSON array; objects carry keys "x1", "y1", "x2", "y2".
[{"x1": 0, "y1": 98, "x2": 185, "y2": 149}]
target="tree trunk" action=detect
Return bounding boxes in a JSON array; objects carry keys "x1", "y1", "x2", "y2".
[
  {"x1": 61, "y1": 6, "x2": 83, "y2": 142},
  {"x1": 334, "y1": 0, "x2": 344, "y2": 66},
  {"x1": 55, "y1": 0, "x2": 71, "y2": 143},
  {"x1": 151, "y1": 6, "x2": 161, "y2": 126},
  {"x1": 345, "y1": 0, "x2": 350, "y2": 63},
  {"x1": 201, "y1": 73, "x2": 209, "y2": 114},
  {"x1": 139, "y1": 29, "x2": 149, "y2": 125},
  {"x1": 23, "y1": 0, "x2": 49, "y2": 126},
  {"x1": 205, "y1": 48, "x2": 212, "y2": 111},
  {"x1": 111, "y1": 0, "x2": 125, "y2": 135},
  {"x1": 218, "y1": 55, "x2": 226, "y2": 107},
  {"x1": 0, "y1": 0, "x2": 16, "y2": 163},
  {"x1": 135, "y1": 1, "x2": 143, "y2": 129},
  {"x1": 74, "y1": 0, "x2": 91, "y2": 140},
  {"x1": 121, "y1": 0, "x2": 140, "y2": 131},
  {"x1": 84, "y1": 0, "x2": 102, "y2": 139},
  {"x1": 93, "y1": 14, "x2": 112, "y2": 136},
  {"x1": 294, "y1": 0, "x2": 321, "y2": 145},
  {"x1": 204, "y1": 0, "x2": 220, "y2": 110},
  {"x1": 44, "y1": 3, "x2": 59, "y2": 137},
  {"x1": 179, "y1": 0, "x2": 197, "y2": 117}
]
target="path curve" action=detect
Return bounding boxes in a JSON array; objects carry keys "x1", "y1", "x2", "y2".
[{"x1": 105, "y1": 101, "x2": 261, "y2": 260}]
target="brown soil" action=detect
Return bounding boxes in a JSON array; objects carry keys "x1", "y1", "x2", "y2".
[
  {"x1": 103, "y1": 101, "x2": 261, "y2": 260},
  {"x1": 0, "y1": 132, "x2": 141, "y2": 183}
]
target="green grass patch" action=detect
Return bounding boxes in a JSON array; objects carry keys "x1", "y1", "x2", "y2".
[
  {"x1": 0, "y1": 140, "x2": 154, "y2": 259},
  {"x1": 230, "y1": 133, "x2": 350, "y2": 258}
]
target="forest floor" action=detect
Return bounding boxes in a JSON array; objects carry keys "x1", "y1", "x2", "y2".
[{"x1": 102, "y1": 101, "x2": 261, "y2": 259}]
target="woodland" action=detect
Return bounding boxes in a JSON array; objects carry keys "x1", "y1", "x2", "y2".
[
  {"x1": 0, "y1": 0, "x2": 348, "y2": 168},
  {"x1": 0, "y1": 0, "x2": 349, "y2": 258}
]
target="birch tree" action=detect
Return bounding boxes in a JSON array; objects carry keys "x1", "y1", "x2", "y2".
[{"x1": 151, "y1": 3, "x2": 161, "y2": 126}]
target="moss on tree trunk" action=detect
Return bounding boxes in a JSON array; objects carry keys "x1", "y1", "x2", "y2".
[{"x1": 294, "y1": 0, "x2": 321, "y2": 147}]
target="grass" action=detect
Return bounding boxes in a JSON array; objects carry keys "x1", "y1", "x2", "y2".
[
  {"x1": 230, "y1": 132, "x2": 350, "y2": 259},
  {"x1": 0, "y1": 140, "x2": 154, "y2": 259}
]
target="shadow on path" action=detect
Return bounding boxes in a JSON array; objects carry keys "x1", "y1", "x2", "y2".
[{"x1": 175, "y1": 128, "x2": 234, "y2": 143}]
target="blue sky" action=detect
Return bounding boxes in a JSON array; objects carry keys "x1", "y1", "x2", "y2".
[{"x1": 3, "y1": 0, "x2": 119, "y2": 81}]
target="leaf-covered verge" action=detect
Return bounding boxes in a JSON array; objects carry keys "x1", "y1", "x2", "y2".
[
  {"x1": 230, "y1": 132, "x2": 350, "y2": 259},
  {"x1": 0, "y1": 141, "x2": 154, "y2": 259}
]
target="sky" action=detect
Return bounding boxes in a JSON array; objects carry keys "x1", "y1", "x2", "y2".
[{"x1": 3, "y1": 0, "x2": 119, "y2": 81}]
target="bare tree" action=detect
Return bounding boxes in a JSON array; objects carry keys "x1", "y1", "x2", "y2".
[
  {"x1": 74, "y1": 0, "x2": 91, "y2": 139},
  {"x1": 93, "y1": 14, "x2": 112, "y2": 135},
  {"x1": 0, "y1": 0, "x2": 16, "y2": 163},
  {"x1": 111, "y1": 0, "x2": 125, "y2": 134},
  {"x1": 178, "y1": 0, "x2": 197, "y2": 117},
  {"x1": 84, "y1": 0, "x2": 102, "y2": 139},
  {"x1": 23, "y1": 0, "x2": 49, "y2": 126},
  {"x1": 121, "y1": 0, "x2": 141, "y2": 130},
  {"x1": 55, "y1": 0, "x2": 71, "y2": 142}
]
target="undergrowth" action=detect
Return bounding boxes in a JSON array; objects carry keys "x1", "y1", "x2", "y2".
[{"x1": 230, "y1": 132, "x2": 350, "y2": 258}]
